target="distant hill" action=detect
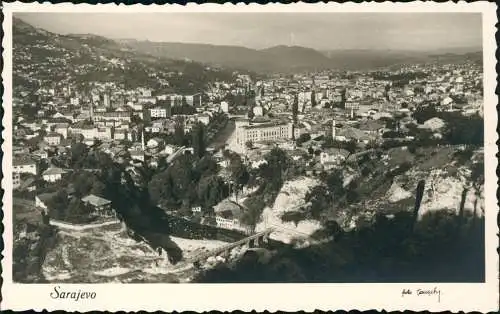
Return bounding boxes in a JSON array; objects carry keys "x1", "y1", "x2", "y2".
[
  {"x1": 122, "y1": 41, "x2": 339, "y2": 73},
  {"x1": 119, "y1": 40, "x2": 268, "y2": 72},
  {"x1": 123, "y1": 40, "x2": 482, "y2": 73}
]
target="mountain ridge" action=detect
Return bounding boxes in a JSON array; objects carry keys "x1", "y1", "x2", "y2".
[{"x1": 14, "y1": 16, "x2": 482, "y2": 73}]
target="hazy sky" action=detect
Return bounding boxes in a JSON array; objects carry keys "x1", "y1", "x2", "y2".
[{"x1": 16, "y1": 12, "x2": 482, "y2": 51}]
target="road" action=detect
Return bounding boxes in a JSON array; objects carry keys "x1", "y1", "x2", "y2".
[{"x1": 166, "y1": 146, "x2": 186, "y2": 163}]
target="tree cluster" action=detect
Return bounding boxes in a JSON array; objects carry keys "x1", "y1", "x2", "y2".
[
  {"x1": 45, "y1": 190, "x2": 94, "y2": 224},
  {"x1": 148, "y1": 154, "x2": 227, "y2": 212}
]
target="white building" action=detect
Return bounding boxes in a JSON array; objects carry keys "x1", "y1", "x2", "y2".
[
  {"x1": 147, "y1": 137, "x2": 164, "y2": 148},
  {"x1": 43, "y1": 133, "x2": 62, "y2": 146},
  {"x1": 320, "y1": 148, "x2": 350, "y2": 165},
  {"x1": 196, "y1": 114, "x2": 210, "y2": 125},
  {"x1": 236, "y1": 120, "x2": 293, "y2": 146},
  {"x1": 150, "y1": 107, "x2": 169, "y2": 119},
  {"x1": 70, "y1": 97, "x2": 80, "y2": 106},
  {"x1": 220, "y1": 101, "x2": 229, "y2": 113},
  {"x1": 54, "y1": 123, "x2": 69, "y2": 139},
  {"x1": 130, "y1": 150, "x2": 145, "y2": 162},
  {"x1": 42, "y1": 167, "x2": 68, "y2": 182},
  {"x1": 95, "y1": 127, "x2": 113, "y2": 140},
  {"x1": 35, "y1": 193, "x2": 54, "y2": 211},
  {"x1": 13, "y1": 157, "x2": 37, "y2": 175},
  {"x1": 215, "y1": 216, "x2": 242, "y2": 230},
  {"x1": 253, "y1": 106, "x2": 264, "y2": 117},
  {"x1": 113, "y1": 129, "x2": 128, "y2": 141},
  {"x1": 163, "y1": 144, "x2": 177, "y2": 155}
]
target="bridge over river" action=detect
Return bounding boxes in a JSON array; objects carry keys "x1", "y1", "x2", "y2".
[{"x1": 188, "y1": 228, "x2": 274, "y2": 265}]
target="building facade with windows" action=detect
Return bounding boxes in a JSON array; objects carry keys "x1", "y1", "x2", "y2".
[
  {"x1": 13, "y1": 157, "x2": 37, "y2": 175},
  {"x1": 236, "y1": 121, "x2": 293, "y2": 146},
  {"x1": 13, "y1": 172, "x2": 21, "y2": 189}
]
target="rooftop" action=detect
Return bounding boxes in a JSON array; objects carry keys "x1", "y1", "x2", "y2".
[
  {"x1": 213, "y1": 199, "x2": 243, "y2": 219},
  {"x1": 42, "y1": 167, "x2": 68, "y2": 176},
  {"x1": 13, "y1": 156, "x2": 36, "y2": 166},
  {"x1": 82, "y1": 194, "x2": 111, "y2": 207},
  {"x1": 242, "y1": 121, "x2": 289, "y2": 130},
  {"x1": 36, "y1": 192, "x2": 57, "y2": 203}
]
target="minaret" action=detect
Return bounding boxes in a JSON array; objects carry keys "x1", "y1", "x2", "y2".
[
  {"x1": 141, "y1": 128, "x2": 145, "y2": 151},
  {"x1": 89, "y1": 102, "x2": 94, "y2": 122},
  {"x1": 332, "y1": 119, "x2": 336, "y2": 139}
]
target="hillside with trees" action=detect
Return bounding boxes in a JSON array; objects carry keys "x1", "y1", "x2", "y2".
[{"x1": 13, "y1": 17, "x2": 237, "y2": 95}]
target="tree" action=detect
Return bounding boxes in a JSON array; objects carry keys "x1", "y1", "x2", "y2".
[
  {"x1": 344, "y1": 140, "x2": 357, "y2": 154},
  {"x1": 413, "y1": 180, "x2": 426, "y2": 225},
  {"x1": 229, "y1": 155, "x2": 250, "y2": 192},
  {"x1": 470, "y1": 161, "x2": 484, "y2": 222},
  {"x1": 45, "y1": 190, "x2": 69, "y2": 220},
  {"x1": 148, "y1": 155, "x2": 195, "y2": 207},
  {"x1": 292, "y1": 94, "x2": 299, "y2": 124},
  {"x1": 148, "y1": 169, "x2": 174, "y2": 206},
  {"x1": 383, "y1": 118, "x2": 397, "y2": 130},
  {"x1": 170, "y1": 156, "x2": 196, "y2": 202},
  {"x1": 131, "y1": 114, "x2": 143, "y2": 125},
  {"x1": 71, "y1": 172, "x2": 94, "y2": 197},
  {"x1": 247, "y1": 107, "x2": 255, "y2": 120},
  {"x1": 195, "y1": 156, "x2": 219, "y2": 178},
  {"x1": 296, "y1": 133, "x2": 311, "y2": 146},
  {"x1": 65, "y1": 198, "x2": 93, "y2": 224},
  {"x1": 311, "y1": 90, "x2": 317, "y2": 107},
  {"x1": 191, "y1": 123, "x2": 206, "y2": 159},
  {"x1": 413, "y1": 105, "x2": 438, "y2": 124},
  {"x1": 70, "y1": 142, "x2": 88, "y2": 168},
  {"x1": 90, "y1": 180, "x2": 106, "y2": 197},
  {"x1": 341, "y1": 88, "x2": 347, "y2": 108},
  {"x1": 322, "y1": 170, "x2": 345, "y2": 197},
  {"x1": 245, "y1": 141, "x2": 254, "y2": 150},
  {"x1": 173, "y1": 116, "x2": 186, "y2": 146},
  {"x1": 197, "y1": 175, "x2": 228, "y2": 209},
  {"x1": 443, "y1": 113, "x2": 483, "y2": 146},
  {"x1": 305, "y1": 185, "x2": 332, "y2": 219},
  {"x1": 260, "y1": 147, "x2": 291, "y2": 192},
  {"x1": 241, "y1": 196, "x2": 265, "y2": 232}
]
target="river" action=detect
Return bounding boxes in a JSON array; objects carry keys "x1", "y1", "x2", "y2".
[{"x1": 208, "y1": 118, "x2": 235, "y2": 150}]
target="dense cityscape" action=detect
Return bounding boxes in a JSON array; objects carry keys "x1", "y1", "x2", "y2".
[{"x1": 12, "y1": 15, "x2": 485, "y2": 284}]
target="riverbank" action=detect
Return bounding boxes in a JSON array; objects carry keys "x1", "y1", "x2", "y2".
[{"x1": 40, "y1": 222, "x2": 235, "y2": 283}]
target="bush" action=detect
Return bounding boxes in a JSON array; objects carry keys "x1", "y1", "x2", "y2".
[
  {"x1": 296, "y1": 133, "x2": 311, "y2": 146},
  {"x1": 281, "y1": 211, "x2": 307, "y2": 226}
]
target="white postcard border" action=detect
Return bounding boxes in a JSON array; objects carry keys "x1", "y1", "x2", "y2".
[{"x1": 1, "y1": 1, "x2": 498, "y2": 312}]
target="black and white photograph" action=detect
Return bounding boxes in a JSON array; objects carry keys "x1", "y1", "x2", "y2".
[{"x1": 2, "y1": 2, "x2": 498, "y2": 312}]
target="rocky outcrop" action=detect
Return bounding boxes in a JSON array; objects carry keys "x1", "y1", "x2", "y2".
[{"x1": 393, "y1": 164, "x2": 484, "y2": 218}]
